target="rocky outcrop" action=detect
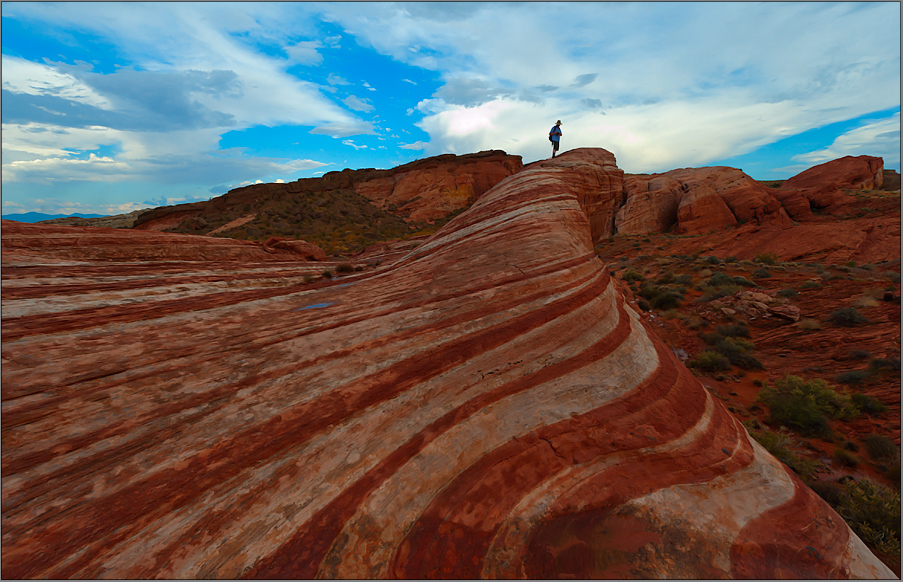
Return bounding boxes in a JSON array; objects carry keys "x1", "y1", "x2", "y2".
[
  {"x1": 1, "y1": 220, "x2": 327, "y2": 263},
  {"x1": 134, "y1": 150, "x2": 523, "y2": 232},
  {"x1": 784, "y1": 155, "x2": 885, "y2": 192},
  {"x1": 615, "y1": 167, "x2": 792, "y2": 235},
  {"x1": 1, "y1": 148, "x2": 892, "y2": 579}
]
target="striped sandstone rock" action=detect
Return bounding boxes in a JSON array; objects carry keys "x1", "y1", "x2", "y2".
[{"x1": 1, "y1": 148, "x2": 892, "y2": 579}]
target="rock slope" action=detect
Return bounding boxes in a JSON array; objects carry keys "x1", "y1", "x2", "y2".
[{"x1": 1, "y1": 148, "x2": 893, "y2": 579}]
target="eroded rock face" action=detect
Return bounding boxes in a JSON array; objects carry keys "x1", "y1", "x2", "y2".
[
  {"x1": 1, "y1": 149, "x2": 892, "y2": 579},
  {"x1": 784, "y1": 155, "x2": 885, "y2": 192},
  {"x1": 616, "y1": 167, "x2": 792, "y2": 235}
]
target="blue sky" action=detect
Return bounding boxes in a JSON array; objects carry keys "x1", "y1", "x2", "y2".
[{"x1": 2, "y1": 2, "x2": 900, "y2": 217}]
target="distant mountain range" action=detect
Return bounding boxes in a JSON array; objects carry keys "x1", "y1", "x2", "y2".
[{"x1": 2, "y1": 212, "x2": 108, "y2": 223}]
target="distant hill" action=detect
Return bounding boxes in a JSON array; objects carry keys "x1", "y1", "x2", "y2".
[{"x1": 3, "y1": 212, "x2": 107, "y2": 223}]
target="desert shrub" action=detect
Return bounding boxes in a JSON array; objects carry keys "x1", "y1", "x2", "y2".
[
  {"x1": 850, "y1": 393, "x2": 889, "y2": 414},
  {"x1": 827, "y1": 307, "x2": 869, "y2": 327},
  {"x1": 869, "y1": 357, "x2": 901, "y2": 372},
  {"x1": 800, "y1": 280, "x2": 822, "y2": 289},
  {"x1": 849, "y1": 349, "x2": 871, "y2": 359},
  {"x1": 834, "y1": 478, "x2": 901, "y2": 556},
  {"x1": 688, "y1": 351, "x2": 732, "y2": 372},
  {"x1": 810, "y1": 480, "x2": 845, "y2": 506},
  {"x1": 673, "y1": 273, "x2": 693, "y2": 285},
  {"x1": 835, "y1": 370, "x2": 869, "y2": 386},
  {"x1": 321, "y1": 269, "x2": 334, "y2": 279},
  {"x1": 723, "y1": 255, "x2": 738, "y2": 263},
  {"x1": 702, "y1": 255, "x2": 721, "y2": 265},
  {"x1": 833, "y1": 447, "x2": 860, "y2": 467},
  {"x1": 651, "y1": 291, "x2": 683, "y2": 310},
  {"x1": 621, "y1": 269, "x2": 645, "y2": 282},
  {"x1": 637, "y1": 298, "x2": 651, "y2": 311},
  {"x1": 748, "y1": 428, "x2": 820, "y2": 479},
  {"x1": 698, "y1": 285, "x2": 741, "y2": 303},
  {"x1": 655, "y1": 271, "x2": 675, "y2": 284},
  {"x1": 754, "y1": 251, "x2": 779, "y2": 265},
  {"x1": 302, "y1": 275, "x2": 314, "y2": 284},
  {"x1": 852, "y1": 296, "x2": 880, "y2": 309},
  {"x1": 752, "y1": 268, "x2": 772, "y2": 279},
  {"x1": 863, "y1": 434, "x2": 899, "y2": 460},
  {"x1": 713, "y1": 337, "x2": 763, "y2": 370},
  {"x1": 777, "y1": 288, "x2": 799, "y2": 298},
  {"x1": 842, "y1": 440, "x2": 860, "y2": 452},
  {"x1": 718, "y1": 323, "x2": 750, "y2": 338},
  {"x1": 757, "y1": 376, "x2": 859, "y2": 438},
  {"x1": 883, "y1": 271, "x2": 901, "y2": 284},
  {"x1": 336, "y1": 263, "x2": 355, "y2": 273},
  {"x1": 795, "y1": 318, "x2": 822, "y2": 331}
]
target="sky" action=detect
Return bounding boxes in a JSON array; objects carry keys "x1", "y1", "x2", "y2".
[{"x1": 1, "y1": 1, "x2": 900, "y2": 217}]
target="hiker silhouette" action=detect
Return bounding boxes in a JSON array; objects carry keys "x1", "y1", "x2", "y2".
[{"x1": 549, "y1": 120, "x2": 562, "y2": 157}]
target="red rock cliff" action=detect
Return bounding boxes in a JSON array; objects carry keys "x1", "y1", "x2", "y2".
[{"x1": 1, "y1": 148, "x2": 892, "y2": 579}]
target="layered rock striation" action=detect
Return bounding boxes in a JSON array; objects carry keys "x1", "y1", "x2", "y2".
[{"x1": 1, "y1": 148, "x2": 893, "y2": 579}]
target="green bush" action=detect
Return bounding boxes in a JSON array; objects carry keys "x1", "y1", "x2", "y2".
[
  {"x1": 801, "y1": 280, "x2": 822, "y2": 289},
  {"x1": 714, "y1": 337, "x2": 763, "y2": 370},
  {"x1": 835, "y1": 370, "x2": 869, "y2": 386},
  {"x1": 321, "y1": 269, "x2": 334, "y2": 279},
  {"x1": 835, "y1": 478, "x2": 901, "y2": 556},
  {"x1": 718, "y1": 323, "x2": 750, "y2": 338},
  {"x1": 673, "y1": 273, "x2": 693, "y2": 285},
  {"x1": 688, "y1": 351, "x2": 732, "y2": 372},
  {"x1": 777, "y1": 288, "x2": 799, "y2": 298},
  {"x1": 863, "y1": 434, "x2": 898, "y2": 460},
  {"x1": 833, "y1": 447, "x2": 859, "y2": 467},
  {"x1": 757, "y1": 376, "x2": 859, "y2": 438},
  {"x1": 336, "y1": 263, "x2": 355, "y2": 273},
  {"x1": 755, "y1": 251, "x2": 779, "y2": 265},
  {"x1": 698, "y1": 285, "x2": 742, "y2": 303},
  {"x1": 752, "y1": 268, "x2": 772, "y2": 279},
  {"x1": 748, "y1": 428, "x2": 821, "y2": 479},
  {"x1": 651, "y1": 291, "x2": 683, "y2": 310},
  {"x1": 637, "y1": 298, "x2": 651, "y2": 311},
  {"x1": 850, "y1": 393, "x2": 889, "y2": 414},
  {"x1": 827, "y1": 307, "x2": 869, "y2": 327},
  {"x1": 869, "y1": 357, "x2": 901, "y2": 372},
  {"x1": 621, "y1": 269, "x2": 645, "y2": 282}
]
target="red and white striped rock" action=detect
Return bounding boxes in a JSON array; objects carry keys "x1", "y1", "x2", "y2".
[{"x1": 1, "y1": 148, "x2": 892, "y2": 579}]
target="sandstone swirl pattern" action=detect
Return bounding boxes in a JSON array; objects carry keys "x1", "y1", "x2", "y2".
[{"x1": 1, "y1": 148, "x2": 892, "y2": 579}]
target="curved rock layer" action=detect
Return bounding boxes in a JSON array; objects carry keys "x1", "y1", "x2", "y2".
[{"x1": 1, "y1": 148, "x2": 892, "y2": 579}]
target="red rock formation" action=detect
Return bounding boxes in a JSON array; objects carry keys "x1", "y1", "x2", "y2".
[
  {"x1": 781, "y1": 155, "x2": 885, "y2": 212},
  {"x1": 134, "y1": 150, "x2": 523, "y2": 232},
  {"x1": 616, "y1": 167, "x2": 792, "y2": 235},
  {"x1": 784, "y1": 155, "x2": 885, "y2": 192},
  {"x1": 1, "y1": 220, "x2": 327, "y2": 263},
  {"x1": 1, "y1": 149, "x2": 892, "y2": 579}
]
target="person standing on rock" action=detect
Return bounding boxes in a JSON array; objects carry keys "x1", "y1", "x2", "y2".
[{"x1": 549, "y1": 120, "x2": 562, "y2": 157}]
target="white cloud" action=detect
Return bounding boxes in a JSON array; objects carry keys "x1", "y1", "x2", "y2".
[
  {"x1": 400, "y1": 141, "x2": 427, "y2": 150},
  {"x1": 322, "y1": 2, "x2": 900, "y2": 170},
  {"x1": 1, "y1": 56, "x2": 112, "y2": 109},
  {"x1": 284, "y1": 40, "x2": 323, "y2": 65},
  {"x1": 343, "y1": 95, "x2": 374, "y2": 112},
  {"x1": 792, "y1": 113, "x2": 901, "y2": 169},
  {"x1": 342, "y1": 139, "x2": 369, "y2": 150}
]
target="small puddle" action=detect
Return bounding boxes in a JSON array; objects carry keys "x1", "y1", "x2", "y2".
[{"x1": 293, "y1": 302, "x2": 334, "y2": 311}]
